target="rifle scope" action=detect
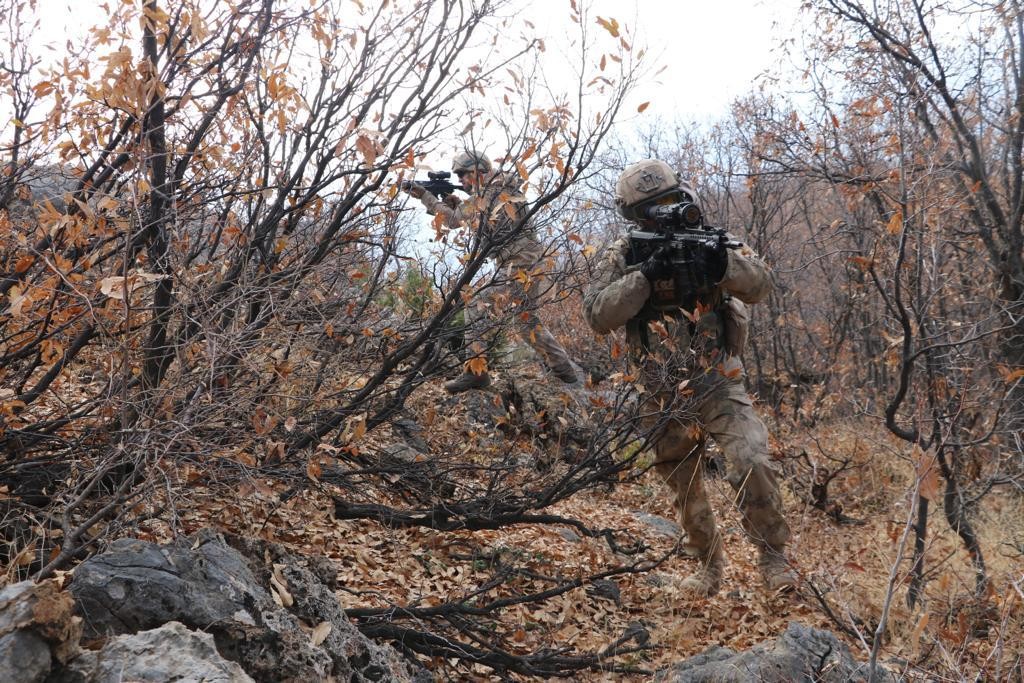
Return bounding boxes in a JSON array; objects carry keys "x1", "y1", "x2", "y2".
[
  {"x1": 427, "y1": 171, "x2": 452, "y2": 181},
  {"x1": 640, "y1": 202, "x2": 703, "y2": 229}
]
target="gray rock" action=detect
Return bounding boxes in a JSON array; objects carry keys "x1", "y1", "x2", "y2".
[
  {"x1": 72, "y1": 534, "x2": 266, "y2": 637},
  {"x1": 0, "y1": 581, "x2": 34, "y2": 632},
  {"x1": 656, "y1": 622, "x2": 886, "y2": 682},
  {"x1": 637, "y1": 513, "x2": 682, "y2": 538},
  {"x1": 381, "y1": 442, "x2": 421, "y2": 464},
  {"x1": 0, "y1": 579, "x2": 81, "y2": 682},
  {"x1": 634, "y1": 515, "x2": 702, "y2": 557},
  {"x1": 60, "y1": 621, "x2": 252, "y2": 683},
  {"x1": 71, "y1": 530, "x2": 423, "y2": 682},
  {"x1": 556, "y1": 528, "x2": 581, "y2": 543},
  {"x1": 228, "y1": 535, "x2": 421, "y2": 682},
  {"x1": 0, "y1": 631, "x2": 51, "y2": 683}
]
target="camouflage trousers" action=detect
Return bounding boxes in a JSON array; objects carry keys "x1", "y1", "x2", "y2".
[
  {"x1": 646, "y1": 378, "x2": 790, "y2": 557},
  {"x1": 465, "y1": 273, "x2": 575, "y2": 377}
]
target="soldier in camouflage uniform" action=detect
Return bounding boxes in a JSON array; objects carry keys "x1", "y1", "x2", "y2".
[
  {"x1": 403, "y1": 150, "x2": 578, "y2": 393},
  {"x1": 583, "y1": 159, "x2": 796, "y2": 596}
]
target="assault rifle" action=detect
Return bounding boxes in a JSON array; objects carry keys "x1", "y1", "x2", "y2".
[
  {"x1": 401, "y1": 171, "x2": 466, "y2": 199},
  {"x1": 627, "y1": 201, "x2": 743, "y2": 311}
]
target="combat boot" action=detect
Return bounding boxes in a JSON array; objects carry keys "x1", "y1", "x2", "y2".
[
  {"x1": 550, "y1": 363, "x2": 579, "y2": 385},
  {"x1": 758, "y1": 547, "x2": 797, "y2": 592},
  {"x1": 444, "y1": 370, "x2": 491, "y2": 394},
  {"x1": 680, "y1": 538, "x2": 702, "y2": 558},
  {"x1": 679, "y1": 547, "x2": 724, "y2": 598}
]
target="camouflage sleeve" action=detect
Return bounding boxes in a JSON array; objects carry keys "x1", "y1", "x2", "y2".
[
  {"x1": 583, "y1": 236, "x2": 651, "y2": 334},
  {"x1": 419, "y1": 193, "x2": 472, "y2": 229},
  {"x1": 420, "y1": 184, "x2": 520, "y2": 233},
  {"x1": 719, "y1": 242, "x2": 771, "y2": 304}
]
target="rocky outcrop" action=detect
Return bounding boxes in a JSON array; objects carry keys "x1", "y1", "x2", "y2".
[
  {"x1": 70, "y1": 530, "x2": 425, "y2": 682},
  {"x1": 0, "y1": 579, "x2": 81, "y2": 683},
  {"x1": 656, "y1": 622, "x2": 891, "y2": 683},
  {"x1": 56, "y1": 621, "x2": 252, "y2": 683}
]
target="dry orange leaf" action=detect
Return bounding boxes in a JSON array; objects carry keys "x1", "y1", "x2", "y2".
[
  {"x1": 14, "y1": 255, "x2": 34, "y2": 273},
  {"x1": 467, "y1": 356, "x2": 488, "y2": 376},
  {"x1": 306, "y1": 459, "x2": 322, "y2": 482},
  {"x1": 914, "y1": 445, "x2": 941, "y2": 501},
  {"x1": 997, "y1": 364, "x2": 1024, "y2": 384},
  {"x1": 848, "y1": 256, "x2": 873, "y2": 272},
  {"x1": 595, "y1": 16, "x2": 620, "y2": 37},
  {"x1": 886, "y1": 210, "x2": 903, "y2": 235}
]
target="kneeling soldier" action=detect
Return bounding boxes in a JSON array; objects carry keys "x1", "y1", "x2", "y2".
[{"x1": 403, "y1": 149, "x2": 578, "y2": 392}]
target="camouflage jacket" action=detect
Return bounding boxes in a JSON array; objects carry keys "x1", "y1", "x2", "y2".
[
  {"x1": 583, "y1": 232, "x2": 771, "y2": 379},
  {"x1": 418, "y1": 172, "x2": 543, "y2": 270}
]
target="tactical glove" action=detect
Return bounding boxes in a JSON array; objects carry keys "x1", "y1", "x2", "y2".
[
  {"x1": 640, "y1": 246, "x2": 675, "y2": 282},
  {"x1": 700, "y1": 241, "x2": 728, "y2": 284},
  {"x1": 400, "y1": 180, "x2": 426, "y2": 199}
]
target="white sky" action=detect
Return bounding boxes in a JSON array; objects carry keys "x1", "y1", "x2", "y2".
[
  {"x1": 13, "y1": 0, "x2": 806, "y2": 177},
  {"x1": 27, "y1": 0, "x2": 803, "y2": 121},
  {"x1": 523, "y1": 0, "x2": 804, "y2": 123}
]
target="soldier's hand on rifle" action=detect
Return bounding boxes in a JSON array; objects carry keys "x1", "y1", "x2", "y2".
[
  {"x1": 400, "y1": 180, "x2": 426, "y2": 199},
  {"x1": 699, "y1": 241, "x2": 728, "y2": 284},
  {"x1": 442, "y1": 193, "x2": 461, "y2": 209},
  {"x1": 640, "y1": 245, "x2": 674, "y2": 282}
]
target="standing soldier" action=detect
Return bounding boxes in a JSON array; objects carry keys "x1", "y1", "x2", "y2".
[
  {"x1": 583, "y1": 159, "x2": 796, "y2": 596},
  {"x1": 403, "y1": 149, "x2": 579, "y2": 393}
]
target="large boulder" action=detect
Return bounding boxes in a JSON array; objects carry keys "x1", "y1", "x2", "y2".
[
  {"x1": 57, "y1": 621, "x2": 252, "y2": 683},
  {"x1": 656, "y1": 622, "x2": 890, "y2": 683},
  {"x1": 70, "y1": 530, "x2": 425, "y2": 682},
  {"x1": 72, "y1": 534, "x2": 263, "y2": 637}
]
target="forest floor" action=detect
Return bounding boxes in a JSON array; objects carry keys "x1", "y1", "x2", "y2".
[{"x1": 128, "y1": 362, "x2": 1024, "y2": 682}]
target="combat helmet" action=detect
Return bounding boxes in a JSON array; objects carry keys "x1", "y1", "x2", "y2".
[
  {"x1": 452, "y1": 149, "x2": 493, "y2": 174},
  {"x1": 614, "y1": 159, "x2": 698, "y2": 222}
]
